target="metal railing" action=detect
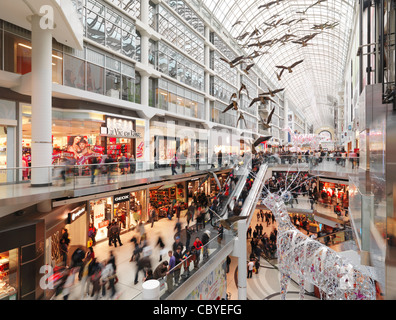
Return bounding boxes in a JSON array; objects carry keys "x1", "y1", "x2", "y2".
[
  {"x1": 158, "y1": 229, "x2": 234, "y2": 299},
  {"x1": 260, "y1": 154, "x2": 359, "y2": 175},
  {"x1": 0, "y1": 157, "x2": 238, "y2": 189}
]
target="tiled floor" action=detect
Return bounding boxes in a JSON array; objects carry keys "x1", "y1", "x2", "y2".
[
  {"x1": 50, "y1": 193, "x2": 342, "y2": 301},
  {"x1": 32, "y1": 160, "x2": 353, "y2": 300},
  {"x1": 226, "y1": 208, "x2": 320, "y2": 300}
]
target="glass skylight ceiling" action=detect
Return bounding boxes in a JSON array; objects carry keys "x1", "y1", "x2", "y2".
[{"x1": 201, "y1": 0, "x2": 356, "y2": 130}]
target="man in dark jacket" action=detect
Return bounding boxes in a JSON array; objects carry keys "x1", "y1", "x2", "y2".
[
  {"x1": 134, "y1": 255, "x2": 152, "y2": 285},
  {"x1": 153, "y1": 261, "x2": 168, "y2": 279},
  {"x1": 71, "y1": 247, "x2": 85, "y2": 279},
  {"x1": 173, "y1": 247, "x2": 183, "y2": 285},
  {"x1": 112, "y1": 220, "x2": 123, "y2": 247},
  {"x1": 201, "y1": 230, "x2": 210, "y2": 260}
]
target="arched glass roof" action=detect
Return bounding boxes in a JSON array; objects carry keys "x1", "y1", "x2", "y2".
[{"x1": 201, "y1": 0, "x2": 356, "y2": 130}]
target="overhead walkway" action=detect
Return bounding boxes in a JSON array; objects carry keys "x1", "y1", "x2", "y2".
[{"x1": 0, "y1": 161, "x2": 235, "y2": 218}]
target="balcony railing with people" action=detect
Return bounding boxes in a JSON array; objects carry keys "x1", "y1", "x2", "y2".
[
  {"x1": 0, "y1": 156, "x2": 240, "y2": 189},
  {"x1": 259, "y1": 153, "x2": 360, "y2": 175}
]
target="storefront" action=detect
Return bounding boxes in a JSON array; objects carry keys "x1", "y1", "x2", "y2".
[
  {"x1": 149, "y1": 183, "x2": 187, "y2": 218},
  {"x1": 0, "y1": 249, "x2": 18, "y2": 300},
  {"x1": 113, "y1": 192, "x2": 131, "y2": 230},
  {"x1": 129, "y1": 190, "x2": 147, "y2": 225},
  {"x1": 188, "y1": 176, "x2": 212, "y2": 199},
  {"x1": 0, "y1": 99, "x2": 18, "y2": 184},
  {"x1": 89, "y1": 197, "x2": 113, "y2": 242},
  {"x1": 318, "y1": 180, "x2": 349, "y2": 209},
  {"x1": 150, "y1": 119, "x2": 208, "y2": 167},
  {"x1": 101, "y1": 116, "x2": 143, "y2": 162},
  {"x1": 65, "y1": 205, "x2": 88, "y2": 250},
  {"x1": 88, "y1": 189, "x2": 147, "y2": 241},
  {"x1": 0, "y1": 210, "x2": 45, "y2": 300},
  {"x1": 43, "y1": 203, "x2": 87, "y2": 270},
  {"x1": 20, "y1": 107, "x2": 146, "y2": 170}
]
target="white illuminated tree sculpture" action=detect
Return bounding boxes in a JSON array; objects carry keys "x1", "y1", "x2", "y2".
[{"x1": 261, "y1": 191, "x2": 376, "y2": 300}]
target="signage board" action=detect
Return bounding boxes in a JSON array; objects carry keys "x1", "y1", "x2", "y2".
[
  {"x1": 114, "y1": 193, "x2": 130, "y2": 204},
  {"x1": 101, "y1": 117, "x2": 142, "y2": 138}
]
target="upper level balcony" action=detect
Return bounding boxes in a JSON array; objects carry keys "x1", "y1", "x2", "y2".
[{"x1": 0, "y1": 158, "x2": 239, "y2": 216}]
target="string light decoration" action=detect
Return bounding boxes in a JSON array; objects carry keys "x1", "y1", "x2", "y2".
[{"x1": 262, "y1": 192, "x2": 376, "y2": 300}]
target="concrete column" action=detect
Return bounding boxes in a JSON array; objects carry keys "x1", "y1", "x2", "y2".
[
  {"x1": 144, "y1": 119, "x2": 151, "y2": 170},
  {"x1": 237, "y1": 219, "x2": 247, "y2": 300},
  {"x1": 205, "y1": 45, "x2": 210, "y2": 70},
  {"x1": 205, "y1": 72, "x2": 210, "y2": 96},
  {"x1": 140, "y1": 32, "x2": 150, "y2": 66},
  {"x1": 140, "y1": 71, "x2": 150, "y2": 107},
  {"x1": 30, "y1": 15, "x2": 53, "y2": 186},
  {"x1": 140, "y1": 0, "x2": 149, "y2": 26}
]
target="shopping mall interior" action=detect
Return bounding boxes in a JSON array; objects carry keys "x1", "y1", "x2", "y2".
[{"x1": 0, "y1": 0, "x2": 394, "y2": 302}]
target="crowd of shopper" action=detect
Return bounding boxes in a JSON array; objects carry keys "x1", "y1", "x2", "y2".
[{"x1": 50, "y1": 146, "x2": 357, "y2": 299}]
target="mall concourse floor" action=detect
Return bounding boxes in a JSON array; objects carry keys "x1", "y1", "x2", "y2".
[
  {"x1": 242, "y1": 207, "x2": 319, "y2": 300},
  {"x1": 51, "y1": 208, "x2": 226, "y2": 301},
  {"x1": 51, "y1": 201, "x2": 321, "y2": 301}
]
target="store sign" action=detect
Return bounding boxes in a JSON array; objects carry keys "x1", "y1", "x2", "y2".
[
  {"x1": 102, "y1": 117, "x2": 142, "y2": 138},
  {"x1": 67, "y1": 206, "x2": 86, "y2": 224},
  {"x1": 114, "y1": 193, "x2": 130, "y2": 204}
]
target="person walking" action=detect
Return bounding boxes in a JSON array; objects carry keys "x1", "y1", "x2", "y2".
[
  {"x1": 150, "y1": 206, "x2": 157, "y2": 228},
  {"x1": 171, "y1": 153, "x2": 178, "y2": 175},
  {"x1": 179, "y1": 150, "x2": 187, "y2": 173},
  {"x1": 134, "y1": 255, "x2": 152, "y2": 285},
  {"x1": 107, "y1": 220, "x2": 114, "y2": 246},
  {"x1": 129, "y1": 155, "x2": 136, "y2": 173},
  {"x1": 185, "y1": 226, "x2": 193, "y2": 251},
  {"x1": 254, "y1": 258, "x2": 260, "y2": 274},
  {"x1": 62, "y1": 268, "x2": 76, "y2": 300},
  {"x1": 193, "y1": 237, "x2": 203, "y2": 268},
  {"x1": 166, "y1": 250, "x2": 176, "y2": 293},
  {"x1": 195, "y1": 150, "x2": 200, "y2": 170},
  {"x1": 174, "y1": 221, "x2": 182, "y2": 238},
  {"x1": 211, "y1": 151, "x2": 217, "y2": 168},
  {"x1": 202, "y1": 230, "x2": 210, "y2": 260},
  {"x1": 217, "y1": 224, "x2": 224, "y2": 247},
  {"x1": 182, "y1": 248, "x2": 192, "y2": 278},
  {"x1": 156, "y1": 235, "x2": 166, "y2": 262},
  {"x1": 112, "y1": 220, "x2": 123, "y2": 247},
  {"x1": 173, "y1": 247, "x2": 183, "y2": 285},
  {"x1": 247, "y1": 260, "x2": 254, "y2": 278},
  {"x1": 101, "y1": 258, "x2": 116, "y2": 299},
  {"x1": 60, "y1": 238, "x2": 69, "y2": 266},
  {"x1": 185, "y1": 204, "x2": 194, "y2": 227},
  {"x1": 90, "y1": 156, "x2": 99, "y2": 184},
  {"x1": 176, "y1": 201, "x2": 182, "y2": 221},
  {"x1": 88, "y1": 223, "x2": 97, "y2": 246},
  {"x1": 88, "y1": 258, "x2": 102, "y2": 299},
  {"x1": 172, "y1": 236, "x2": 184, "y2": 253},
  {"x1": 70, "y1": 247, "x2": 85, "y2": 280},
  {"x1": 218, "y1": 150, "x2": 223, "y2": 167}
]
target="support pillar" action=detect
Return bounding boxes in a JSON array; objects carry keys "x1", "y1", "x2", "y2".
[
  {"x1": 30, "y1": 15, "x2": 53, "y2": 187},
  {"x1": 237, "y1": 219, "x2": 247, "y2": 300},
  {"x1": 141, "y1": 72, "x2": 150, "y2": 107},
  {"x1": 144, "y1": 119, "x2": 151, "y2": 170}
]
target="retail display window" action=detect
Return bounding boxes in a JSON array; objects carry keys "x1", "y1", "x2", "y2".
[{"x1": 0, "y1": 249, "x2": 18, "y2": 300}]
